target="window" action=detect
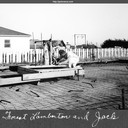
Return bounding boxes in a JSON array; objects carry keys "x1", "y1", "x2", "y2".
[{"x1": 4, "y1": 40, "x2": 11, "y2": 48}]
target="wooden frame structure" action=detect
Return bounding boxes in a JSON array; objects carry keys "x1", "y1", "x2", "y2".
[
  {"x1": 0, "y1": 38, "x2": 85, "y2": 86},
  {"x1": 0, "y1": 65, "x2": 84, "y2": 86}
]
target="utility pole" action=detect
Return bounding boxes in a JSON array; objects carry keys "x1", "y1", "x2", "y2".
[
  {"x1": 41, "y1": 33, "x2": 43, "y2": 65},
  {"x1": 32, "y1": 32, "x2": 37, "y2": 65},
  {"x1": 74, "y1": 34, "x2": 76, "y2": 53},
  {"x1": 49, "y1": 34, "x2": 52, "y2": 65}
]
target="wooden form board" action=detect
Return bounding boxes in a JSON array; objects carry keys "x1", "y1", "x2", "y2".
[
  {"x1": 20, "y1": 65, "x2": 84, "y2": 80},
  {"x1": 9, "y1": 65, "x2": 67, "y2": 73},
  {"x1": 9, "y1": 65, "x2": 84, "y2": 75},
  {"x1": 35, "y1": 68, "x2": 85, "y2": 75},
  {"x1": 35, "y1": 68, "x2": 79, "y2": 72},
  {"x1": 0, "y1": 77, "x2": 39, "y2": 86},
  {"x1": 22, "y1": 67, "x2": 85, "y2": 81},
  {"x1": 22, "y1": 69, "x2": 75, "y2": 81},
  {"x1": 0, "y1": 68, "x2": 84, "y2": 86},
  {"x1": 21, "y1": 65, "x2": 67, "y2": 69},
  {"x1": 0, "y1": 65, "x2": 84, "y2": 86},
  {"x1": 9, "y1": 65, "x2": 39, "y2": 74}
]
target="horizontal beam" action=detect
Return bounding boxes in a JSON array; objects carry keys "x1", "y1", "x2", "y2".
[
  {"x1": 35, "y1": 68, "x2": 77, "y2": 72},
  {"x1": 35, "y1": 68, "x2": 84, "y2": 75},
  {"x1": 0, "y1": 77, "x2": 39, "y2": 86},
  {"x1": 21, "y1": 65, "x2": 67, "y2": 69},
  {"x1": 0, "y1": 66, "x2": 84, "y2": 86},
  {"x1": 0, "y1": 74, "x2": 21, "y2": 78},
  {"x1": 22, "y1": 69, "x2": 75, "y2": 81}
]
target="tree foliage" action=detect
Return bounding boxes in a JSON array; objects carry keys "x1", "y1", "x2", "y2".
[
  {"x1": 101, "y1": 39, "x2": 128, "y2": 48},
  {"x1": 71, "y1": 44, "x2": 97, "y2": 49}
]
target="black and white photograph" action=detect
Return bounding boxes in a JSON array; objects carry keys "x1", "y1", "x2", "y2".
[{"x1": 0, "y1": 3, "x2": 128, "y2": 111}]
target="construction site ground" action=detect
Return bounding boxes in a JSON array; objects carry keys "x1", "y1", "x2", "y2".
[{"x1": 0, "y1": 61, "x2": 128, "y2": 110}]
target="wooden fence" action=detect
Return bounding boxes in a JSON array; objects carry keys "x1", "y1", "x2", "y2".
[{"x1": 0, "y1": 48, "x2": 128, "y2": 65}]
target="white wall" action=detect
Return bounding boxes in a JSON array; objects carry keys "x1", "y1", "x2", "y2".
[
  {"x1": 0, "y1": 36, "x2": 31, "y2": 63},
  {"x1": 0, "y1": 36, "x2": 31, "y2": 54}
]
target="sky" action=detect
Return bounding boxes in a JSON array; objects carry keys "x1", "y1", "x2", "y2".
[{"x1": 0, "y1": 4, "x2": 128, "y2": 46}]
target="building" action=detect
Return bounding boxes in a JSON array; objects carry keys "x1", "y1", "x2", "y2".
[
  {"x1": 30, "y1": 39, "x2": 66, "y2": 49},
  {"x1": 0, "y1": 26, "x2": 31, "y2": 54}
]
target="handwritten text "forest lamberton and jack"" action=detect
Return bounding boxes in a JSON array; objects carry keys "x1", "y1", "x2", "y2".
[{"x1": 1, "y1": 111, "x2": 119, "y2": 127}]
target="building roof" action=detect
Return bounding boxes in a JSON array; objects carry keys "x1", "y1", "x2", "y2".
[{"x1": 0, "y1": 26, "x2": 31, "y2": 37}]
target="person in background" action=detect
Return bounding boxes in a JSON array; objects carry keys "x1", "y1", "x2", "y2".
[
  {"x1": 56, "y1": 49, "x2": 68, "y2": 64},
  {"x1": 57, "y1": 43, "x2": 79, "y2": 68}
]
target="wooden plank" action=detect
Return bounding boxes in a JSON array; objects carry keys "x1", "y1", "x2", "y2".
[
  {"x1": 21, "y1": 65, "x2": 67, "y2": 69},
  {"x1": 17, "y1": 66, "x2": 39, "y2": 74},
  {"x1": 35, "y1": 67, "x2": 83, "y2": 73},
  {"x1": 9, "y1": 64, "x2": 27, "y2": 72},
  {"x1": 36, "y1": 69, "x2": 69, "y2": 73},
  {"x1": 0, "y1": 74, "x2": 21, "y2": 78},
  {"x1": 0, "y1": 77, "x2": 39, "y2": 86},
  {"x1": 22, "y1": 70, "x2": 75, "y2": 81}
]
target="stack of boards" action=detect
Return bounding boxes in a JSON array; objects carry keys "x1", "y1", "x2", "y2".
[{"x1": 0, "y1": 65, "x2": 85, "y2": 86}]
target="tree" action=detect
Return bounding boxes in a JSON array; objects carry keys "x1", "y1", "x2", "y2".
[
  {"x1": 101, "y1": 39, "x2": 128, "y2": 48},
  {"x1": 70, "y1": 44, "x2": 97, "y2": 49}
]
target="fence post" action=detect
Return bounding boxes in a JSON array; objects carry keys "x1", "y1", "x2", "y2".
[
  {"x1": 106, "y1": 48, "x2": 108, "y2": 59},
  {"x1": 115, "y1": 48, "x2": 117, "y2": 58},
  {"x1": 81, "y1": 48, "x2": 84, "y2": 61},
  {"x1": 94, "y1": 48, "x2": 97, "y2": 60},
  {"x1": 24, "y1": 53, "x2": 25, "y2": 63},
  {"x1": 86, "y1": 48, "x2": 88, "y2": 60},
  {"x1": 120, "y1": 48, "x2": 122, "y2": 57},
  {"x1": 124, "y1": 48, "x2": 127, "y2": 58},
  {"x1": 97, "y1": 48, "x2": 99, "y2": 60},
  {"x1": 85, "y1": 49, "x2": 87, "y2": 60},
  {"x1": 29, "y1": 51, "x2": 31, "y2": 64},
  {"x1": 1, "y1": 47, "x2": 128, "y2": 65},
  {"x1": 26, "y1": 52, "x2": 29, "y2": 63},
  {"x1": 78, "y1": 48, "x2": 80, "y2": 57},
  {"x1": 99, "y1": 48, "x2": 101, "y2": 59},
  {"x1": 127, "y1": 49, "x2": 128, "y2": 57},
  {"x1": 102, "y1": 48, "x2": 104, "y2": 58}
]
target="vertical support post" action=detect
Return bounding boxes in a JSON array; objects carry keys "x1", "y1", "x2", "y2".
[
  {"x1": 5, "y1": 53, "x2": 7, "y2": 64},
  {"x1": 40, "y1": 33, "x2": 43, "y2": 65},
  {"x1": 34, "y1": 41, "x2": 37, "y2": 66},
  {"x1": 83, "y1": 48, "x2": 85, "y2": 60},
  {"x1": 2, "y1": 53, "x2": 4, "y2": 65},
  {"x1": 87, "y1": 48, "x2": 88, "y2": 60},
  {"x1": 74, "y1": 34, "x2": 76, "y2": 54},
  {"x1": 49, "y1": 34, "x2": 52, "y2": 65}
]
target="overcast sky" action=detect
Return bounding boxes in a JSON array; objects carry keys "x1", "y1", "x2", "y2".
[{"x1": 0, "y1": 4, "x2": 128, "y2": 46}]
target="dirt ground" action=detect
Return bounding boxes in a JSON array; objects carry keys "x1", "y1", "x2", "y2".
[
  {"x1": 83, "y1": 63, "x2": 128, "y2": 108},
  {"x1": 0, "y1": 62, "x2": 128, "y2": 110}
]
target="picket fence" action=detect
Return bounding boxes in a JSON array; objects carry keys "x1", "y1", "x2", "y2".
[{"x1": 0, "y1": 48, "x2": 128, "y2": 65}]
